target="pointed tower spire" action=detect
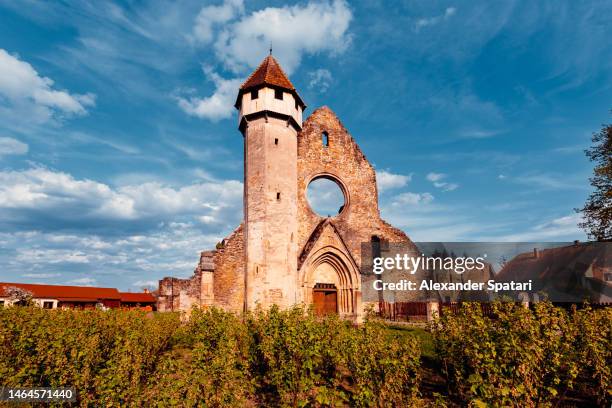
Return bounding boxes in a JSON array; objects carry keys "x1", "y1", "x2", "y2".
[{"x1": 234, "y1": 55, "x2": 306, "y2": 111}]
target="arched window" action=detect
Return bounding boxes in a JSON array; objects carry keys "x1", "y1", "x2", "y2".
[{"x1": 322, "y1": 131, "x2": 329, "y2": 147}]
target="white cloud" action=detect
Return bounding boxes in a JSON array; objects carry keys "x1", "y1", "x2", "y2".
[
  {"x1": 17, "y1": 249, "x2": 98, "y2": 264},
  {"x1": 426, "y1": 172, "x2": 459, "y2": 191},
  {"x1": 511, "y1": 173, "x2": 586, "y2": 191},
  {"x1": 192, "y1": 0, "x2": 244, "y2": 44},
  {"x1": 22, "y1": 273, "x2": 61, "y2": 279},
  {"x1": 415, "y1": 7, "x2": 456, "y2": 32},
  {"x1": 458, "y1": 128, "x2": 504, "y2": 139},
  {"x1": 213, "y1": 0, "x2": 352, "y2": 74},
  {"x1": 198, "y1": 215, "x2": 217, "y2": 224},
  {"x1": 176, "y1": 66, "x2": 242, "y2": 121},
  {"x1": 0, "y1": 224, "x2": 225, "y2": 291},
  {"x1": 181, "y1": 1, "x2": 351, "y2": 122},
  {"x1": 427, "y1": 91, "x2": 503, "y2": 133},
  {"x1": 391, "y1": 192, "x2": 434, "y2": 206},
  {"x1": 434, "y1": 182, "x2": 459, "y2": 191},
  {"x1": 376, "y1": 170, "x2": 412, "y2": 192},
  {"x1": 489, "y1": 213, "x2": 584, "y2": 241},
  {"x1": 380, "y1": 192, "x2": 497, "y2": 241},
  {"x1": 426, "y1": 172, "x2": 445, "y2": 182},
  {"x1": 0, "y1": 166, "x2": 243, "y2": 230},
  {"x1": 133, "y1": 280, "x2": 158, "y2": 288},
  {"x1": 67, "y1": 277, "x2": 97, "y2": 286},
  {"x1": 308, "y1": 68, "x2": 333, "y2": 92},
  {"x1": 0, "y1": 137, "x2": 28, "y2": 156},
  {"x1": 0, "y1": 49, "x2": 95, "y2": 123},
  {"x1": 552, "y1": 145, "x2": 585, "y2": 154}
]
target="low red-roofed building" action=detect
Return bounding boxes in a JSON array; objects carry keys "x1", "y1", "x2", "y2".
[
  {"x1": 0, "y1": 282, "x2": 156, "y2": 310},
  {"x1": 119, "y1": 291, "x2": 156, "y2": 311},
  {"x1": 496, "y1": 242, "x2": 612, "y2": 303}
]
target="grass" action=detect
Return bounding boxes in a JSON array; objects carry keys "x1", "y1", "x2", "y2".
[{"x1": 383, "y1": 323, "x2": 436, "y2": 360}]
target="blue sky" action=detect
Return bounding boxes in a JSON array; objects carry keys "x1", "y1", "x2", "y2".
[{"x1": 0, "y1": 0, "x2": 610, "y2": 290}]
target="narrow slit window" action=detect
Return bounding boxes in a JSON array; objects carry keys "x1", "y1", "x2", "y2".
[
  {"x1": 274, "y1": 138, "x2": 279, "y2": 145},
  {"x1": 276, "y1": 192, "x2": 281, "y2": 200},
  {"x1": 250, "y1": 89, "x2": 258, "y2": 100},
  {"x1": 274, "y1": 89, "x2": 283, "y2": 100},
  {"x1": 322, "y1": 132, "x2": 329, "y2": 147},
  {"x1": 371, "y1": 236, "x2": 381, "y2": 259}
]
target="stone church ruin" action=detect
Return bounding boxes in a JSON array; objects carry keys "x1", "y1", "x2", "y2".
[{"x1": 158, "y1": 55, "x2": 417, "y2": 321}]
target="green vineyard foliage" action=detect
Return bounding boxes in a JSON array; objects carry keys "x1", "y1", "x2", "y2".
[
  {"x1": 0, "y1": 306, "x2": 421, "y2": 407},
  {"x1": 431, "y1": 301, "x2": 612, "y2": 407},
  {"x1": 0, "y1": 302, "x2": 609, "y2": 407}
]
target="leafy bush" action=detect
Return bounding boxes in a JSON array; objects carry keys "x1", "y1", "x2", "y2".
[
  {"x1": 571, "y1": 305, "x2": 612, "y2": 405},
  {"x1": 0, "y1": 305, "x2": 423, "y2": 407},
  {"x1": 247, "y1": 306, "x2": 347, "y2": 406},
  {"x1": 143, "y1": 307, "x2": 253, "y2": 407},
  {"x1": 2, "y1": 302, "x2": 607, "y2": 407},
  {"x1": 342, "y1": 320, "x2": 421, "y2": 407},
  {"x1": 246, "y1": 306, "x2": 421, "y2": 407},
  {"x1": 0, "y1": 307, "x2": 179, "y2": 406},
  {"x1": 431, "y1": 301, "x2": 611, "y2": 407}
]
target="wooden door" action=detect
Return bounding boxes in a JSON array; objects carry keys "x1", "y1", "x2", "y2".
[
  {"x1": 323, "y1": 291, "x2": 337, "y2": 315},
  {"x1": 313, "y1": 290, "x2": 326, "y2": 315},
  {"x1": 313, "y1": 283, "x2": 337, "y2": 316}
]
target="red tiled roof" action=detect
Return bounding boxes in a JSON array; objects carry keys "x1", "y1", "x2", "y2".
[
  {"x1": 0, "y1": 282, "x2": 120, "y2": 301},
  {"x1": 119, "y1": 292, "x2": 156, "y2": 304},
  {"x1": 56, "y1": 298, "x2": 107, "y2": 302},
  {"x1": 240, "y1": 55, "x2": 295, "y2": 91},
  {"x1": 497, "y1": 243, "x2": 610, "y2": 283},
  {"x1": 235, "y1": 55, "x2": 306, "y2": 110}
]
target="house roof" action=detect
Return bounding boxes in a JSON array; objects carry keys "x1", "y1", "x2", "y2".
[
  {"x1": 495, "y1": 242, "x2": 611, "y2": 302},
  {"x1": 235, "y1": 55, "x2": 306, "y2": 109},
  {"x1": 0, "y1": 282, "x2": 121, "y2": 301},
  {"x1": 119, "y1": 292, "x2": 156, "y2": 304},
  {"x1": 497, "y1": 243, "x2": 610, "y2": 283},
  {"x1": 240, "y1": 55, "x2": 295, "y2": 91}
]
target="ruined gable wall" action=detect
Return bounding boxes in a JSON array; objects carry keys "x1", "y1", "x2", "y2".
[
  {"x1": 157, "y1": 272, "x2": 202, "y2": 312},
  {"x1": 211, "y1": 223, "x2": 245, "y2": 313},
  {"x1": 157, "y1": 223, "x2": 245, "y2": 313},
  {"x1": 297, "y1": 106, "x2": 414, "y2": 268}
]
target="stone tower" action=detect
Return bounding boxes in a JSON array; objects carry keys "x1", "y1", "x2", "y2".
[{"x1": 235, "y1": 55, "x2": 306, "y2": 311}]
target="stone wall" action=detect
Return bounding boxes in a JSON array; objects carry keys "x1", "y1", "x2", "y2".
[
  {"x1": 157, "y1": 272, "x2": 202, "y2": 312},
  {"x1": 297, "y1": 106, "x2": 417, "y2": 267},
  {"x1": 198, "y1": 251, "x2": 215, "y2": 306},
  {"x1": 211, "y1": 223, "x2": 245, "y2": 313}
]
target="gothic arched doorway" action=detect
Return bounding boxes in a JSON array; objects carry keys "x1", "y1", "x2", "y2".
[{"x1": 301, "y1": 246, "x2": 361, "y2": 319}]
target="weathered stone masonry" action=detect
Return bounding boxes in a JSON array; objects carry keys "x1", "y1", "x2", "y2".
[{"x1": 158, "y1": 55, "x2": 415, "y2": 321}]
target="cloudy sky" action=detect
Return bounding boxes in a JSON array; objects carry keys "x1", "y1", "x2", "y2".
[{"x1": 0, "y1": 0, "x2": 610, "y2": 290}]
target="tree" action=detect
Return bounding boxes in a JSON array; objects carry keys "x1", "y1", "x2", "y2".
[
  {"x1": 6, "y1": 286, "x2": 33, "y2": 306},
  {"x1": 577, "y1": 120, "x2": 612, "y2": 241}
]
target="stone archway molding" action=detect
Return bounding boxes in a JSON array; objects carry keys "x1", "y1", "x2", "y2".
[{"x1": 299, "y1": 221, "x2": 361, "y2": 319}]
